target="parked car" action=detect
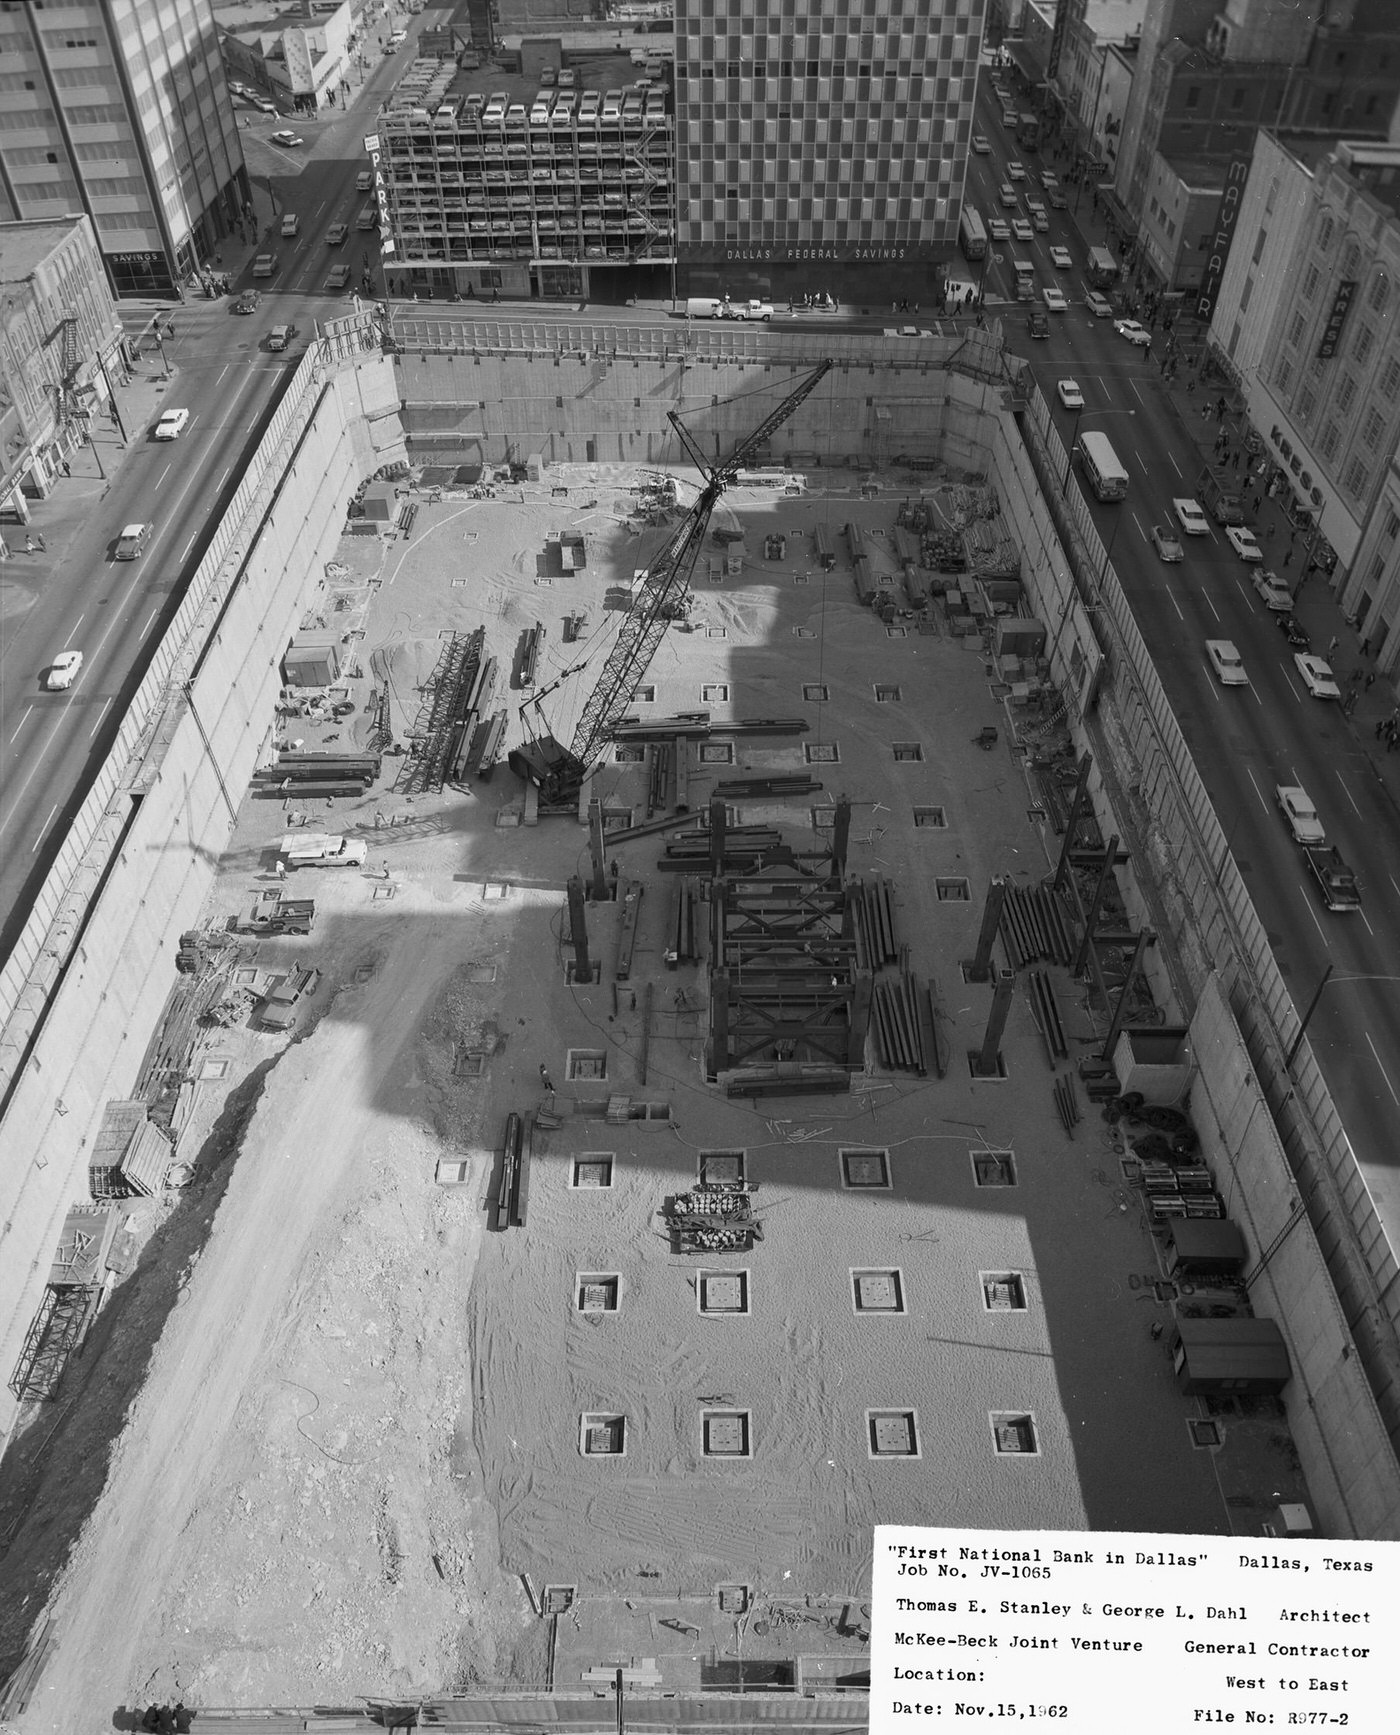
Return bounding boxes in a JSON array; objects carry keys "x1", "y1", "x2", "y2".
[
  {"x1": 1206, "y1": 639, "x2": 1248, "y2": 686},
  {"x1": 1057, "y1": 378, "x2": 1084, "y2": 409},
  {"x1": 1150, "y1": 524, "x2": 1184, "y2": 562},
  {"x1": 1225, "y1": 524, "x2": 1264, "y2": 563},
  {"x1": 1049, "y1": 245, "x2": 1072, "y2": 269},
  {"x1": 1085, "y1": 291, "x2": 1113, "y2": 317},
  {"x1": 1275, "y1": 785, "x2": 1325, "y2": 846},
  {"x1": 326, "y1": 221, "x2": 349, "y2": 245},
  {"x1": 1114, "y1": 318, "x2": 1152, "y2": 347},
  {"x1": 1173, "y1": 497, "x2": 1210, "y2": 536},
  {"x1": 1277, "y1": 612, "x2": 1310, "y2": 649},
  {"x1": 1294, "y1": 653, "x2": 1341, "y2": 699},
  {"x1": 46, "y1": 650, "x2": 83, "y2": 691},
  {"x1": 154, "y1": 407, "x2": 190, "y2": 440},
  {"x1": 115, "y1": 521, "x2": 153, "y2": 560},
  {"x1": 1043, "y1": 286, "x2": 1068, "y2": 311},
  {"x1": 269, "y1": 130, "x2": 304, "y2": 147},
  {"x1": 1252, "y1": 569, "x2": 1293, "y2": 611},
  {"x1": 280, "y1": 213, "x2": 299, "y2": 239}
]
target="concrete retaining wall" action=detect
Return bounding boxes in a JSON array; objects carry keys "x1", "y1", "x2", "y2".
[{"x1": 0, "y1": 338, "x2": 401, "y2": 1441}]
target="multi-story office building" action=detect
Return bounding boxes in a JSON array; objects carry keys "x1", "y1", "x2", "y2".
[
  {"x1": 1210, "y1": 134, "x2": 1400, "y2": 653},
  {"x1": 0, "y1": 0, "x2": 248, "y2": 298},
  {"x1": 373, "y1": 43, "x2": 675, "y2": 302},
  {"x1": 0, "y1": 214, "x2": 128, "y2": 514},
  {"x1": 674, "y1": 0, "x2": 983, "y2": 289}
]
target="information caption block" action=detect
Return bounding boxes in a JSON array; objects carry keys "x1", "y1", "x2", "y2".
[{"x1": 872, "y1": 1527, "x2": 1393, "y2": 1734}]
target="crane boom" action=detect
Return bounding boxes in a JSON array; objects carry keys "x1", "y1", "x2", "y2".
[{"x1": 511, "y1": 360, "x2": 832, "y2": 801}]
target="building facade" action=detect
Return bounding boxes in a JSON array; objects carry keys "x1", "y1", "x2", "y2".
[
  {"x1": 0, "y1": 0, "x2": 249, "y2": 299},
  {"x1": 673, "y1": 0, "x2": 983, "y2": 274},
  {"x1": 0, "y1": 216, "x2": 128, "y2": 518},
  {"x1": 1210, "y1": 135, "x2": 1400, "y2": 653},
  {"x1": 219, "y1": 0, "x2": 360, "y2": 115},
  {"x1": 373, "y1": 48, "x2": 676, "y2": 302}
]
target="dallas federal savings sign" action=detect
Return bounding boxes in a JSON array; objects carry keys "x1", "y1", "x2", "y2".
[{"x1": 683, "y1": 239, "x2": 944, "y2": 264}]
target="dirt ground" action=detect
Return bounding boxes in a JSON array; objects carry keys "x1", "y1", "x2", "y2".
[{"x1": 0, "y1": 457, "x2": 1282, "y2": 1729}]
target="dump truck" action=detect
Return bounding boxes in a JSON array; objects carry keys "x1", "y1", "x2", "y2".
[
  {"x1": 238, "y1": 891, "x2": 316, "y2": 935},
  {"x1": 1195, "y1": 464, "x2": 1246, "y2": 527},
  {"x1": 280, "y1": 833, "x2": 368, "y2": 869},
  {"x1": 1304, "y1": 845, "x2": 1361, "y2": 912}
]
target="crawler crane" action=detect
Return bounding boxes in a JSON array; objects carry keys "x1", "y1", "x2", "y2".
[{"x1": 509, "y1": 361, "x2": 832, "y2": 802}]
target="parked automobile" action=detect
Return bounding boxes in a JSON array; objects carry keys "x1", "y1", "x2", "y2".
[
  {"x1": 1150, "y1": 524, "x2": 1184, "y2": 562},
  {"x1": 1294, "y1": 653, "x2": 1341, "y2": 699},
  {"x1": 1225, "y1": 524, "x2": 1264, "y2": 563},
  {"x1": 1206, "y1": 639, "x2": 1248, "y2": 686},
  {"x1": 1252, "y1": 570, "x2": 1293, "y2": 611},
  {"x1": 154, "y1": 407, "x2": 190, "y2": 440},
  {"x1": 46, "y1": 650, "x2": 83, "y2": 691}
]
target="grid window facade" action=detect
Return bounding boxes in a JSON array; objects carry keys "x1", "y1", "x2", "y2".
[{"x1": 675, "y1": 0, "x2": 979, "y2": 263}]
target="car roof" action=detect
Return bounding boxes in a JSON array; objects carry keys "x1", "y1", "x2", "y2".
[{"x1": 120, "y1": 522, "x2": 146, "y2": 535}]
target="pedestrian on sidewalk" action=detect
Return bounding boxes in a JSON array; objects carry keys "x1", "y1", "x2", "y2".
[
  {"x1": 539, "y1": 1063, "x2": 554, "y2": 1092},
  {"x1": 1328, "y1": 635, "x2": 1340, "y2": 656},
  {"x1": 1365, "y1": 671, "x2": 1376, "y2": 690}
]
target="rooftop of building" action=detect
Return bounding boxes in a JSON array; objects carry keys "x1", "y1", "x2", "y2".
[
  {"x1": 380, "y1": 45, "x2": 670, "y2": 123},
  {"x1": 0, "y1": 215, "x2": 90, "y2": 287}
]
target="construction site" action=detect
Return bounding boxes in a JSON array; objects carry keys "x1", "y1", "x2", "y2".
[{"x1": 0, "y1": 313, "x2": 1388, "y2": 1731}]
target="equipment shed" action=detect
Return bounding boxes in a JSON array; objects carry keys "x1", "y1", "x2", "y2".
[
  {"x1": 1171, "y1": 1316, "x2": 1290, "y2": 1396},
  {"x1": 1164, "y1": 1218, "x2": 1247, "y2": 1278}
]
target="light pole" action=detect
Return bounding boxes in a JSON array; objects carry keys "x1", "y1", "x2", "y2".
[
  {"x1": 1062, "y1": 406, "x2": 1136, "y2": 496},
  {"x1": 1283, "y1": 967, "x2": 1400, "y2": 1068}
]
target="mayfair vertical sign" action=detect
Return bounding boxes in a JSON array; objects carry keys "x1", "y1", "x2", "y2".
[
  {"x1": 1194, "y1": 152, "x2": 1253, "y2": 323},
  {"x1": 1316, "y1": 280, "x2": 1358, "y2": 359}
]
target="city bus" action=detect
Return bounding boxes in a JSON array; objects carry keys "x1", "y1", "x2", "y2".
[
  {"x1": 959, "y1": 205, "x2": 987, "y2": 262},
  {"x1": 1078, "y1": 431, "x2": 1130, "y2": 502}
]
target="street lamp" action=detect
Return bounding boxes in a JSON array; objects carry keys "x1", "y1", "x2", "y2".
[
  {"x1": 1062, "y1": 406, "x2": 1136, "y2": 495},
  {"x1": 1283, "y1": 967, "x2": 1400, "y2": 1068}
]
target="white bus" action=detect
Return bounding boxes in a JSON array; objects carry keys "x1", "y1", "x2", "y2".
[{"x1": 1078, "y1": 430, "x2": 1129, "y2": 502}]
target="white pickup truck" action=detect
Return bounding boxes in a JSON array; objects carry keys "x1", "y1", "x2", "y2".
[
  {"x1": 724, "y1": 298, "x2": 775, "y2": 321},
  {"x1": 280, "y1": 832, "x2": 367, "y2": 869}
]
